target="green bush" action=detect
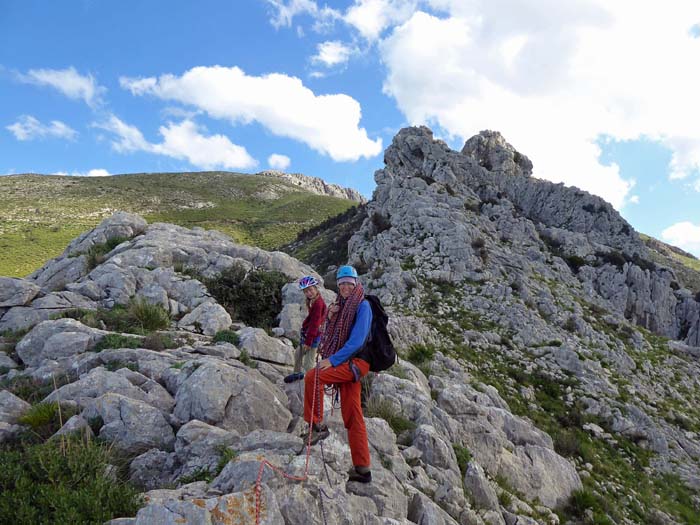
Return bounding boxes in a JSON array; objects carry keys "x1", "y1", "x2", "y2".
[
  {"x1": 216, "y1": 447, "x2": 238, "y2": 474},
  {"x1": 365, "y1": 398, "x2": 416, "y2": 435},
  {"x1": 204, "y1": 263, "x2": 289, "y2": 329},
  {"x1": 453, "y1": 444, "x2": 472, "y2": 477},
  {"x1": 0, "y1": 375, "x2": 74, "y2": 405},
  {"x1": 213, "y1": 330, "x2": 240, "y2": 346},
  {"x1": 60, "y1": 300, "x2": 170, "y2": 335},
  {"x1": 238, "y1": 349, "x2": 257, "y2": 368},
  {"x1": 0, "y1": 437, "x2": 142, "y2": 524},
  {"x1": 126, "y1": 298, "x2": 171, "y2": 332},
  {"x1": 406, "y1": 344, "x2": 435, "y2": 365},
  {"x1": 92, "y1": 334, "x2": 142, "y2": 353},
  {"x1": 178, "y1": 468, "x2": 213, "y2": 484},
  {"x1": 85, "y1": 236, "x2": 130, "y2": 270},
  {"x1": 18, "y1": 402, "x2": 78, "y2": 441},
  {"x1": 142, "y1": 332, "x2": 178, "y2": 351}
]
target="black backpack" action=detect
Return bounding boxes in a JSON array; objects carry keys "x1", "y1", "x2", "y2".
[{"x1": 357, "y1": 294, "x2": 396, "y2": 372}]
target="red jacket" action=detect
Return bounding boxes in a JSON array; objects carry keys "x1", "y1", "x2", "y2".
[{"x1": 301, "y1": 295, "x2": 327, "y2": 346}]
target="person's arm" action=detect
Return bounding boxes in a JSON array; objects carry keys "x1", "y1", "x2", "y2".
[{"x1": 328, "y1": 301, "x2": 372, "y2": 367}]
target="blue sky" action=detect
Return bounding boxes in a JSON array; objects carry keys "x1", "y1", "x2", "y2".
[{"x1": 2, "y1": 0, "x2": 700, "y2": 255}]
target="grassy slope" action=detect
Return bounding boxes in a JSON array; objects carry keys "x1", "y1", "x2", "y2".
[
  {"x1": 0, "y1": 172, "x2": 356, "y2": 277},
  {"x1": 640, "y1": 233, "x2": 700, "y2": 293}
]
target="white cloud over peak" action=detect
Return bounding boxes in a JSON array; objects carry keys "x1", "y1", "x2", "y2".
[
  {"x1": 7, "y1": 115, "x2": 77, "y2": 141},
  {"x1": 18, "y1": 67, "x2": 105, "y2": 107},
  {"x1": 312, "y1": 41, "x2": 352, "y2": 67},
  {"x1": 372, "y1": 1, "x2": 700, "y2": 209},
  {"x1": 120, "y1": 66, "x2": 382, "y2": 162},
  {"x1": 268, "y1": 153, "x2": 291, "y2": 170},
  {"x1": 661, "y1": 221, "x2": 700, "y2": 257},
  {"x1": 95, "y1": 115, "x2": 257, "y2": 170}
]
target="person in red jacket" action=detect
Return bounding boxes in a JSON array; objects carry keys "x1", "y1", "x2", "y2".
[{"x1": 284, "y1": 275, "x2": 327, "y2": 383}]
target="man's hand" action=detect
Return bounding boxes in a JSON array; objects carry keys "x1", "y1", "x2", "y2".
[
  {"x1": 318, "y1": 358, "x2": 332, "y2": 370},
  {"x1": 302, "y1": 344, "x2": 311, "y2": 353},
  {"x1": 328, "y1": 303, "x2": 339, "y2": 319}
]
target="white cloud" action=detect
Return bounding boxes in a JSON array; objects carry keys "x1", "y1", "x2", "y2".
[
  {"x1": 265, "y1": 0, "x2": 340, "y2": 30},
  {"x1": 6, "y1": 115, "x2": 77, "y2": 141},
  {"x1": 153, "y1": 120, "x2": 258, "y2": 170},
  {"x1": 76, "y1": 169, "x2": 111, "y2": 177},
  {"x1": 628, "y1": 195, "x2": 640, "y2": 204},
  {"x1": 50, "y1": 169, "x2": 111, "y2": 177},
  {"x1": 94, "y1": 115, "x2": 151, "y2": 153},
  {"x1": 344, "y1": 0, "x2": 418, "y2": 40},
  {"x1": 120, "y1": 66, "x2": 382, "y2": 162},
  {"x1": 95, "y1": 114, "x2": 257, "y2": 170},
  {"x1": 268, "y1": 153, "x2": 291, "y2": 170},
  {"x1": 661, "y1": 221, "x2": 700, "y2": 256},
  {"x1": 18, "y1": 67, "x2": 105, "y2": 107},
  {"x1": 312, "y1": 41, "x2": 352, "y2": 67},
  {"x1": 371, "y1": 1, "x2": 700, "y2": 209}
]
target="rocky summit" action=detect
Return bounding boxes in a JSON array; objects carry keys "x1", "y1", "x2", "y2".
[{"x1": 1, "y1": 127, "x2": 699, "y2": 524}]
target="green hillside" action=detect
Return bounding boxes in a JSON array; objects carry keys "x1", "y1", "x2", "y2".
[{"x1": 0, "y1": 172, "x2": 357, "y2": 277}]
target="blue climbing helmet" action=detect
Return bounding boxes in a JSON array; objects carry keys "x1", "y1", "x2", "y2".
[
  {"x1": 336, "y1": 265, "x2": 358, "y2": 284},
  {"x1": 298, "y1": 275, "x2": 319, "y2": 290}
]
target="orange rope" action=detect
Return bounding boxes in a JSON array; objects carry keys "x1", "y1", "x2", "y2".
[{"x1": 254, "y1": 361, "x2": 324, "y2": 524}]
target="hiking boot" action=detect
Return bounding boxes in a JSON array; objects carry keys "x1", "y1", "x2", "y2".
[
  {"x1": 307, "y1": 423, "x2": 329, "y2": 446},
  {"x1": 283, "y1": 372, "x2": 305, "y2": 383},
  {"x1": 347, "y1": 466, "x2": 372, "y2": 483}
]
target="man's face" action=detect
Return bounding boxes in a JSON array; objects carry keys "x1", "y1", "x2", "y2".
[{"x1": 338, "y1": 281, "x2": 356, "y2": 299}]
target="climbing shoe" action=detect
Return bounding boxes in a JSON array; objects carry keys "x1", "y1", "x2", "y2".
[
  {"x1": 283, "y1": 372, "x2": 305, "y2": 383},
  {"x1": 347, "y1": 466, "x2": 372, "y2": 483}
]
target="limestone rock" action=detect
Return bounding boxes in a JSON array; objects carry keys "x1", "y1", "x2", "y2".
[
  {"x1": 84, "y1": 393, "x2": 175, "y2": 454},
  {"x1": 0, "y1": 277, "x2": 40, "y2": 307},
  {"x1": 173, "y1": 362, "x2": 291, "y2": 433},
  {"x1": 237, "y1": 327, "x2": 294, "y2": 366}
]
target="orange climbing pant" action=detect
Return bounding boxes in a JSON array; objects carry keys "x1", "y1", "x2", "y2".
[{"x1": 304, "y1": 358, "x2": 371, "y2": 468}]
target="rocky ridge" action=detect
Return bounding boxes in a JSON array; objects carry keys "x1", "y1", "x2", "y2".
[
  {"x1": 343, "y1": 126, "x2": 700, "y2": 521},
  {"x1": 258, "y1": 169, "x2": 366, "y2": 203}
]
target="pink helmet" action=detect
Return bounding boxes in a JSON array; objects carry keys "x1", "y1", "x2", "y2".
[{"x1": 298, "y1": 275, "x2": 319, "y2": 290}]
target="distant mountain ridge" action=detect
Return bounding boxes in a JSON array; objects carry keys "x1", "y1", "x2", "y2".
[{"x1": 0, "y1": 171, "x2": 358, "y2": 277}]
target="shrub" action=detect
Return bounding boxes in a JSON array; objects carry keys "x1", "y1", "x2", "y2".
[
  {"x1": 126, "y1": 298, "x2": 171, "y2": 332},
  {"x1": 1, "y1": 375, "x2": 74, "y2": 405},
  {"x1": 371, "y1": 212, "x2": 392, "y2": 234},
  {"x1": 0, "y1": 437, "x2": 142, "y2": 524},
  {"x1": 564, "y1": 254, "x2": 587, "y2": 273},
  {"x1": 213, "y1": 330, "x2": 240, "y2": 346},
  {"x1": 178, "y1": 468, "x2": 213, "y2": 484},
  {"x1": 204, "y1": 263, "x2": 288, "y2": 329},
  {"x1": 364, "y1": 398, "x2": 416, "y2": 435},
  {"x1": 563, "y1": 316, "x2": 577, "y2": 333},
  {"x1": 104, "y1": 361, "x2": 139, "y2": 373},
  {"x1": 92, "y1": 334, "x2": 142, "y2": 353},
  {"x1": 553, "y1": 428, "x2": 584, "y2": 458},
  {"x1": 18, "y1": 402, "x2": 78, "y2": 441},
  {"x1": 453, "y1": 444, "x2": 472, "y2": 477},
  {"x1": 216, "y1": 447, "x2": 238, "y2": 474},
  {"x1": 142, "y1": 332, "x2": 177, "y2": 351},
  {"x1": 597, "y1": 250, "x2": 627, "y2": 268},
  {"x1": 85, "y1": 236, "x2": 130, "y2": 270},
  {"x1": 406, "y1": 344, "x2": 435, "y2": 365},
  {"x1": 238, "y1": 349, "x2": 257, "y2": 368}
]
